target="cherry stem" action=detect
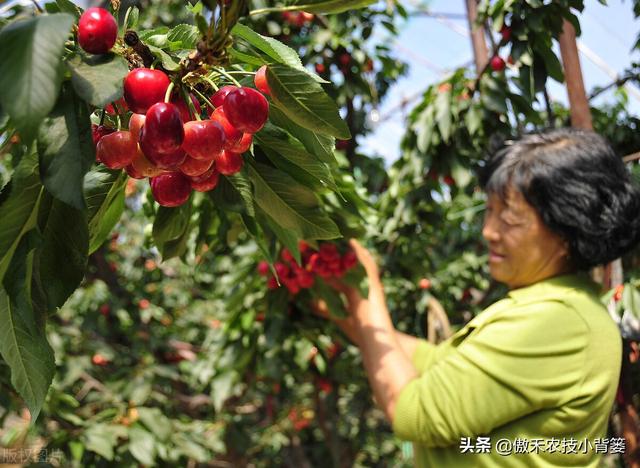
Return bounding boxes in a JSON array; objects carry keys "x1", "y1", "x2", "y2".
[
  {"x1": 191, "y1": 88, "x2": 215, "y2": 114},
  {"x1": 99, "y1": 109, "x2": 106, "y2": 126},
  {"x1": 249, "y1": 6, "x2": 304, "y2": 15},
  {"x1": 211, "y1": 68, "x2": 242, "y2": 87},
  {"x1": 182, "y1": 86, "x2": 201, "y2": 121},
  {"x1": 202, "y1": 76, "x2": 219, "y2": 92},
  {"x1": 164, "y1": 82, "x2": 176, "y2": 104}
]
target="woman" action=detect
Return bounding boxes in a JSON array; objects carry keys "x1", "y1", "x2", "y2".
[{"x1": 313, "y1": 128, "x2": 640, "y2": 467}]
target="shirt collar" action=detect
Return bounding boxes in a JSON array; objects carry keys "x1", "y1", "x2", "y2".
[{"x1": 506, "y1": 271, "x2": 601, "y2": 302}]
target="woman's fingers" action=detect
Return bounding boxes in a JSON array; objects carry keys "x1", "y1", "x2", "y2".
[
  {"x1": 311, "y1": 298, "x2": 330, "y2": 319},
  {"x1": 348, "y1": 239, "x2": 380, "y2": 279}
]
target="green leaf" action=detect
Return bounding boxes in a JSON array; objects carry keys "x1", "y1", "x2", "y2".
[
  {"x1": 128, "y1": 427, "x2": 156, "y2": 466},
  {"x1": 37, "y1": 85, "x2": 95, "y2": 211},
  {"x1": 147, "y1": 45, "x2": 180, "y2": 71},
  {"x1": 83, "y1": 423, "x2": 127, "y2": 461},
  {"x1": 257, "y1": 208, "x2": 301, "y2": 266},
  {"x1": 284, "y1": 0, "x2": 376, "y2": 14},
  {"x1": 248, "y1": 161, "x2": 340, "y2": 240},
  {"x1": 55, "y1": 0, "x2": 82, "y2": 17},
  {"x1": 255, "y1": 123, "x2": 338, "y2": 191},
  {"x1": 123, "y1": 6, "x2": 139, "y2": 31},
  {"x1": 210, "y1": 371, "x2": 237, "y2": 413},
  {"x1": 37, "y1": 195, "x2": 89, "y2": 310},
  {"x1": 0, "y1": 151, "x2": 43, "y2": 283},
  {"x1": 267, "y1": 64, "x2": 350, "y2": 139},
  {"x1": 67, "y1": 53, "x2": 129, "y2": 108},
  {"x1": 152, "y1": 201, "x2": 192, "y2": 260},
  {"x1": 85, "y1": 169, "x2": 127, "y2": 254},
  {"x1": 434, "y1": 89, "x2": 452, "y2": 142},
  {"x1": 0, "y1": 234, "x2": 55, "y2": 422},
  {"x1": 268, "y1": 106, "x2": 336, "y2": 165},
  {"x1": 167, "y1": 24, "x2": 199, "y2": 49},
  {"x1": 0, "y1": 14, "x2": 74, "y2": 141}
]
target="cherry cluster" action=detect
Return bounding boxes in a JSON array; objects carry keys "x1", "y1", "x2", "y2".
[
  {"x1": 79, "y1": 8, "x2": 272, "y2": 207},
  {"x1": 490, "y1": 25, "x2": 512, "y2": 72},
  {"x1": 257, "y1": 241, "x2": 358, "y2": 295}
]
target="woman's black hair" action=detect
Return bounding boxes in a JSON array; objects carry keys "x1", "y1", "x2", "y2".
[{"x1": 478, "y1": 128, "x2": 640, "y2": 270}]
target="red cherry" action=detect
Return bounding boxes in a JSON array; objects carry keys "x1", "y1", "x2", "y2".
[
  {"x1": 92, "y1": 354, "x2": 109, "y2": 366},
  {"x1": 150, "y1": 172, "x2": 191, "y2": 207},
  {"x1": 316, "y1": 377, "x2": 333, "y2": 394},
  {"x1": 99, "y1": 304, "x2": 110, "y2": 316},
  {"x1": 123, "y1": 68, "x2": 171, "y2": 114},
  {"x1": 228, "y1": 133, "x2": 253, "y2": 153},
  {"x1": 267, "y1": 277, "x2": 278, "y2": 289},
  {"x1": 96, "y1": 131, "x2": 138, "y2": 169},
  {"x1": 254, "y1": 65, "x2": 271, "y2": 96},
  {"x1": 179, "y1": 155, "x2": 213, "y2": 177},
  {"x1": 92, "y1": 124, "x2": 115, "y2": 146},
  {"x1": 182, "y1": 120, "x2": 226, "y2": 161},
  {"x1": 190, "y1": 169, "x2": 220, "y2": 192},
  {"x1": 257, "y1": 261, "x2": 270, "y2": 276},
  {"x1": 139, "y1": 299, "x2": 150, "y2": 309},
  {"x1": 105, "y1": 97, "x2": 128, "y2": 115},
  {"x1": 296, "y1": 271, "x2": 314, "y2": 288},
  {"x1": 141, "y1": 143, "x2": 186, "y2": 170},
  {"x1": 443, "y1": 175, "x2": 456, "y2": 186},
  {"x1": 210, "y1": 85, "x2": 238, "y2": 109},
  {"x1": 341, "y1": 251, "x2": 358, "y2": 270},
  {"x1": 418, "y1": 278, "x2": 431, "y2": 290},
  {"x1": 139, "y1": 102, "x2": 184, "y2": 156},
  {"x1": 128, "y1": 113, "x2": 145, "y2": 142},
  {"x1": 210, "y1": 107, "x2": 243, "y2": 150},
  {"x1": 315, "y1": 63, "x2": 325, "y2": 74},
  {"x1": 490, "y1": 56, "x2": 506, "y2": 72},
  {"x1": 223, "y1": 87, "x2": 269, "y2": 134},
  {"x1": 131, "y1": 152, "x2": 163, "y2": 178},
  {"x1": 500, "y1": 25, "x2": 512, "y2": 42},
  {"x1": 338, "y1": 53, "x2": 351, "y2": 66},
  {"x1": 215, "y1": 151, "x2": 243, "y2": 175},
  {"x1": 78, "y1": 7, "x2": 117, "y2": 55},
  {"x1": 283, "y1": 277, "x2": 300, "y2": 295},
  {"x1": 125, "y1": 164, "x2": 144, "y2": 179},
  {"x1": 170, "y1": 91, "x2": 201, "y2": 123}
]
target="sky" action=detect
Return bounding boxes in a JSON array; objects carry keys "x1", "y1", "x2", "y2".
[{"x1": 359, "y1": 0, "x2": 640, "y2": 165}]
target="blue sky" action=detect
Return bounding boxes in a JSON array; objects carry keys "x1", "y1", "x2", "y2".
[{"x1": 360, "y1": 0, "x2": 640, "y2": 165}]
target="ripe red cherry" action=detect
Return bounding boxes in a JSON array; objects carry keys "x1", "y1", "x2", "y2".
[
  {"x1": 490, "y1": 56, "x2": 506, "y2": 72},
  {"x1": 215, "y1": 151, "x2": 244, "y2": 175},
  {"x1": 315, "y1": 63, "x2": 325, "y2": 74},
  {"x1": 105, "y1": 97, "x2": 128, "y2": 115},
  {"x1": 125, "y1": 164, "x2": 145, "y2": 179},
  {"x1": 338, "y1": 53, "x2": 351, "y2": 66},
  {"x1": 140, "y1": 142, "x2": 186, "y2": 170},
  {"x1": 92, "y1": 124, "x2": 114, "y2": 146},
  {"x1": 182, "y1": 120, "x2": 226, "y2": 161},
  {"x1": 78, "y1": 7, "x2": 118, "y2": 54},
  {"x1": 418, "y1": 278, "x2": 431, "y2": 290},
  {"x1": 179, "y1": 155, "x2": 213, "y2": 177},
  {"x1": 500, "y1": 25, "x2": 512, "y2": 42},
  {"x1": 223, "y1": 87, "x2": 269, "y2": 134},
  {"x1": 210, "y1": 107, "x2": 243, "y2": 150},
  {"x1": 128, "y1": 113, "x2": 145, "y2": 142},
  {"x1": 170, "y1": 91, "x2": 201, "y2": 122},
  {"x1": 150, "y1": 172, "x2": 191, "y2": 207},
  {"x1": 123, "y1": 68, "x2": 171, "y2": 114},
  {"x1": 254, "y1": 65, "x2": 271, "y2": 96},
  {"x1": 228, "y1": 133, "x2": 252, "y2": 153},
  {"x1": 210, "y1": 85, "x2": 238, "y2": 109},
  {"x1": 92, "y1": 354, "x2": 109, "y2": 366},
  {"x1": 190, "y1": 169, "x2": 220, "y2": 192},
  {"x1": 96, "y1": 131, "x2": 139, "y2": 169},
  {"x1": 257, "y1": 261, "x2": 270, "y2": 276},
  {"x1": 139, "y1": 102, "x2": 184, "y2": 155}
]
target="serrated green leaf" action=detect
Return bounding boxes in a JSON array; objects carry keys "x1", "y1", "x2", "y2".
[
  {"x1": 268, "y1": 64, "x2": 350, "y2": 139},
  {"x1": 67, "y1": 53, "x2": 129, "y2": 108},
  {"x1": 248, "y1": 161, "x2": 339, "y2": 240},
  {"x1": 167, "y1": 24, "x2": 199, "y2": 49},
  {"x1": 0, "y1": 14, "x2": 74, "y2": 141},
  {"x1": 128, "y1": 427, "x2": 156, "y2": 466},
  {"x1": 37, "y1": 85, "x2": 95, "y2": 211},
  {"x1": 147, "y1": 45, "x2": 180, "y2": 71}
]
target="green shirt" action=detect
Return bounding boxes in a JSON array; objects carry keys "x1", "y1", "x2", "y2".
[{"x1": 392, "y1": 273, "x2": 622, "y2": 467}]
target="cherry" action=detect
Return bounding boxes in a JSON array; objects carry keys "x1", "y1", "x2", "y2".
[
  {"x1": 139, "y1": 102, "x2": 184, "y2": 155},
  {"x1": 210, "y1": 107, "x2": 243, "y2": 150},
  {"x1": 223, "y1": 87, "x2": 269, "y2": 133},
  {"x1": 443, "y1": 175, "x2": 456, "y2": 186},
  {"x1": 228, "y1": 133, "x2": 252, "y2": 153},
  {"x1": 139, "y1": 299, "x2": 150, "y2": 309},
  {"x1": 500, "y1": 25, "x2": 512, "y2": 42},
  {"x1": 338, "y1": 53, "x2": 351, "y2": 66},
  {"x1": 257, "y1": 261, "x2": 270, "y2": 276},
  {"x1": 341, "y1": 251, "x2": 358, "y2": 270},
  {"x1": 131, "y1": 152, "x2": 163, "y2": 178},
  {"x1": 78, "y1": 7, "x2": 117, "y2": 55},
  {"x1": 125, "y1": 164, "x2": 144, "y2": 179},
  {"x1": 128, "y1": 113, "x2": 145, "y2": 142},
  {"x1": 105, "y1": 97, "x2": 128, "y2": 115},
  {"x1": 179, "y1": 155, "x2": 213, "y2": 177},
  {"x1": 96, "y1": 131, "x2": 139, "y2": 169},
  {"x1": 182, "y1": 120, "x2": 226, "y2": 161},
  {"x1": 490, "y1": 56, "x2": 506, "y2": 72},
  {"x1": 123, "y1": 68, "x2": 171, "y2": 114},
  {"x1": 92, "y1": 124, "x2": 114, "y2": 146},
  {"x1": 215, "y1": 151, "x2": 244, "y2": 175},
  {"x1": 92, "y1": 354, "x2": 109, "y2": 366},
  {"x1": 254, "y1": 65, "x2": 271, "y2": 96},
  {"x1": 315, "y1": 63, "x2": 325, "y2": 74},
  {"x1": 150, "y1": 172, "x2": 191, "y2": 207},
  {"x1": 190, "y1": 169, "x2": 220, "y2": 192},
  {"x1": 170, "y1": 91, "x2": 201, "y2": 123},
  {"x1": 418, "y1": 278, "x2": 431, "y2": 290},
  {"x1": 140, "y1": 142, "x2": 186, "y2": 170},
  {"x1": 210, "y1": 85, "x2": 238, "y2": 109}
]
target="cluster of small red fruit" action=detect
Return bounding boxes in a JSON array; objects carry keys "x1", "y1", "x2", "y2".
[
  {"x1": 257, "y1": 242, "x2": 358, "y2": 295},
  {"x1": 78, "y1": 7, "x2": 272, "y2": 207},
  {"x1": 490, "y1": 25, "x2": 513, "y2": 72},
  {"x1": 281, "y1": 11, "x2": 314, "y2": 27}
]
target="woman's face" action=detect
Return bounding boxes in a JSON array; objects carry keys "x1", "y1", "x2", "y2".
[{"x1": 482, "y1": 187, "x2": 571, "y2": 289}]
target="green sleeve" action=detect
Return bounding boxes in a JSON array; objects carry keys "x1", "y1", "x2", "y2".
[
  {"x1": 411, "y1": 339, "x2": 438, "y2": 374},
  {"x1": 392, "y1": 301, "x2": 589, "y2": 447}
]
